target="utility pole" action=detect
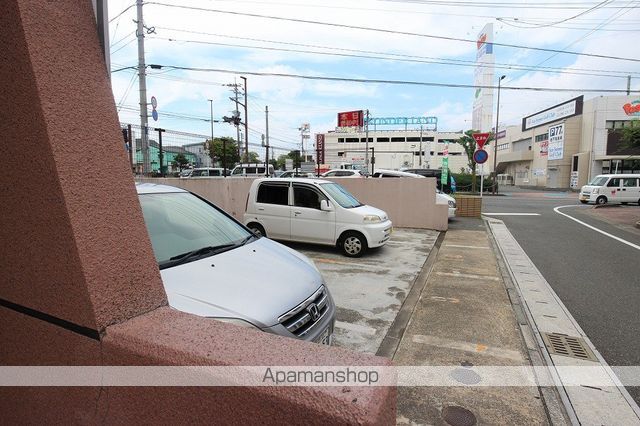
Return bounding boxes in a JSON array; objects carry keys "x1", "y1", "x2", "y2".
[
  {"x1": 241, "y1": 76, "x2": 248, "y2": 162},
  {"x1": 232, "y1": 79, "x2": 241, "y2": 161},
  {"x1": 155, "y1": 128, "x2": 165, "y2": 177},
  {"x1": 265, "y1": 105, "x2": 270, "y2": 176},
  {"x1": 419, "y1": 125, "x2": 423, "y2": 167},
  {"x1": 364, "y1": 109, "x2": 370, "y2": 174},
  {"x1": 136, "y1": 0, "x2": 149, "y2": 175},
  {"x1": 627, "y1": 75, "x2": 631, "y2": 95},
  {"x1": 493, "y1": 75, "x2": 506, "y2": 195}
]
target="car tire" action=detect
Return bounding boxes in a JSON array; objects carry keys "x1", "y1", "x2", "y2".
[
  {"x1": 579, "y1": 200, "x2": 588, "y2": 204},
  {"x1": 247, "y1": 223, "x2": 266, "y2": 238},
  {"x1": 339, "y1": 231, "x2": 367, "y2": 257},
  {"x1": 596, "y1": 196, "x2": 607, "y2": 205}
]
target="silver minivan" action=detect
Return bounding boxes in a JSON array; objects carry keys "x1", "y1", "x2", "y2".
[{"x1": 137, "y1": 183, "x2": 335, "y2": 344}]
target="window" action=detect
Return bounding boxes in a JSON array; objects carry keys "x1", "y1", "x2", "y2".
[
  {"x1": 607, "y1": 178, "x2": 621, "y2": 187},
  {"x1": 572, "y1": 156, "x2": 579, "y2": 172},
  {"x1": 319, "y1": 183, "x2": 362, "y2": 208},
  {"x1": 337, "y1": 170, "x2": 354, "y2": 176},
  {"x1": 376, "y1": 137, "x2": 389, "y2": 142},
  {"x1": 324, "y1": 171, "x2": 337, "y2": 177},
  {"x1": 338, "y1": 138, "x2": 345, "y2": 143},
  {"x1": 406, "y1": 137, "x2": 420, "y2": 142},
  {"x1": 257, "y1": 183, "x2": 289, "y2": 205},
  {"x1": 337, "y1": 152, "x2": 344, "y2": 157},
  {"x1": 293, "y1": 185, "x2": 325, "y2": 209},
  {"x1": 211, "y1": 169, "x2": 220, "y2": 176},
  {"x1": 606, "y1": 120, "x2": 632, "y2": 129},
  {"x1": 422, "y1": 137, "x2": 434, "y2": 142},
  {"x1": 391, "y1": 137, "x2": 405, "y2": 142},
  {"x1": 345, "y1": 138, "x2": 359, "y2": 142},
  {"x1": 246, "y1": 167, "x2": 257, "y2": 174},
  {"x1": 535, "y1": 133, "x2": 548, "y2": 142},
  {"x1": 360, "y1": 137, "x2": 373, "y2": 142},
  {"x1": 623, "y1": 178, "x2": 639, "y2": 187}
]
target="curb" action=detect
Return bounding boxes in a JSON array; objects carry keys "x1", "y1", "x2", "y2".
[{"x1": 636, "y1": 221, "x2": 640, "y2": 229}]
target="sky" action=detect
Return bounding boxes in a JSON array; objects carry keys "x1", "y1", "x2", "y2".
[{"x1": 108, "y1": 0, "x2": 640, "y2": 156}]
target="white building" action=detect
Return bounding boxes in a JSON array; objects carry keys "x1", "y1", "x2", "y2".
[
  {"x1": 320, "y1": 129, "x2": 470, "y2": 174},
  {"x1": 495, "y1": 95, "x2": 640, "y2": 189}
]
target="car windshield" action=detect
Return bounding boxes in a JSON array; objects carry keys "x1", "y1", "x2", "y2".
[
  {"x1": 320, "y1": 182, "x2": 363, "y2": 208},
  {"x1": 139, "y1": 192, "x2": 252, "y2": 267},
  {"x1": 588, "y1": 176, "x2": 609, "y2": 186}
]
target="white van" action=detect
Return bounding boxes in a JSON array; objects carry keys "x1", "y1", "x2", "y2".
[
  {"x1": 579, "y1": 174, "x2": 640, "y2": 205},
  {"x1": 189, "y1": 167, "x2": 226, "y2": 178},
  {"x1": 244, "y1": 178, "x2": 393, "y2": 257},
  {"x1": 231, "y1": 163, "x2": 274, "y2": 177}
]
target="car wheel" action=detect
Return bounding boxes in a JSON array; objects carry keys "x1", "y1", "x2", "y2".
[
  {"x1": 340, "y1": 231, "x2": 367, "y2": 257},
  {"x1": 596, "y1": 196, "x2": 607, "y2": 205},
  {"x1": 579, "y1": 200, "x2": 588, "y2": 204},
  {"x1": 248, "y1": 223, "x2": 266, "y2": 237}
]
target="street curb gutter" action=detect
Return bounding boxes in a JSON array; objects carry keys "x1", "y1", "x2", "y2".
[
  {"x1": 486, "y1": 220, "x2": 573, "y2": 426},
  {"x1": 376, "y1": 232, "x2": 445, "y2": 359},
  {"x1": 486, "y1": 217, "x2": 640, "y2": 425}
]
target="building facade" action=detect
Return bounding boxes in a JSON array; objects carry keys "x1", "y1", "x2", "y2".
[
  {"x1": 496, "y1": 95, "x2": 640, "y2": 189},
  {"x1": 320, "y1": 129, "x2": 470, "y2": 174}
]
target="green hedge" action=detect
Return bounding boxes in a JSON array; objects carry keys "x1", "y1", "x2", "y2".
[{"x1": 453, "y1": 173, "x2": 495, "y2": 193}]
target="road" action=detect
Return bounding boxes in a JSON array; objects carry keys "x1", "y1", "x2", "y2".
[{"x1": 479, "y1": 188, "x2": 640, "y2": 403}]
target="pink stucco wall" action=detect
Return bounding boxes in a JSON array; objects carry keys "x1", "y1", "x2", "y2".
[
  {"x1": 0, "y1": 0, "x2": 396, "y2": 423},
  {"x1": 141, "y1": 177, "x2": 449, "y2": 231}
]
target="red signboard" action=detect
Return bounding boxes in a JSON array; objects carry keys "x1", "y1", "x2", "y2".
[
  {"x1": 472, "y1": 132, "x2": 490, "y2": 149},
  {"x1": 337, "y1": 110, "x2": 364, "y2": 128},
  {"x1": 316, "y1": 134, "x2": 325, "y2": 164}
]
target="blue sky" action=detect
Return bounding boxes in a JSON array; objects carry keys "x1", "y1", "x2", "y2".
[{"x1": 109, "y1": 0, "x2": 640, "y2": 155}]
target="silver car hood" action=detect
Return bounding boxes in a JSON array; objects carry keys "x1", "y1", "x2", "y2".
[{"x1": 160, "y1": 237, "x2": 323, "y2": 328}]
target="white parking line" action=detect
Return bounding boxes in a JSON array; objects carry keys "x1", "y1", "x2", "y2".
[
  {"x1": 554, "y1": 205, "x2": 640, "y2": 251},
  {"x1": 483, "y1": 213, "x2": 541, "y2": 216}
]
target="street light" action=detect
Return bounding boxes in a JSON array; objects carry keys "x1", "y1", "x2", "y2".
[{"x1": 492, "y1": 75, "x2": 506, "y2": 195}]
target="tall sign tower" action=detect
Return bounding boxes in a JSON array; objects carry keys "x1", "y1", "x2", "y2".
[{"x1": 472, "y1": 23, "x2": 495, "y2": 132}]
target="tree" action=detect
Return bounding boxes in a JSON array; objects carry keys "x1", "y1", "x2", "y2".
[
  {"x1": 247, "y1": 151, "x2": 260, "y2": 163},
  {"x1": 204, "y1": 137, "x2": 240, "y2": 168},
  {"x1": 458, "y1": 130, "x2": 480, "y2": 192},
  {"x1": 620, "y1": 120, "x2": 640, "y2": 150},
  {"x1": 171, "y1": 153, "x2": 189, "y2": 171}
]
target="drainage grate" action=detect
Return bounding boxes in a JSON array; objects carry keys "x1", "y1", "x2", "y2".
[
  {"x1": 541, "y1": 332, "x2": 598, "y2": 361},
  {"x1": 442, "y1": 406, "x2": 477, "y2": 426}
]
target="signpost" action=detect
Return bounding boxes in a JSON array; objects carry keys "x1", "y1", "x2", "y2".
[
  {"x1": 472, "y1": 132, "x2": 490, "y2": 197},
  {"x1": 151, "y1": 95, "x2": 158, "y2": 121}
]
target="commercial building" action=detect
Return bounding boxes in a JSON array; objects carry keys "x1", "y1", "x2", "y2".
[
  {"x1": 320, "y1": 128, "x2": 470, "y2": 174},
  {"x1": 495, "y1": 95, "x2": 640, "y2": 189}
]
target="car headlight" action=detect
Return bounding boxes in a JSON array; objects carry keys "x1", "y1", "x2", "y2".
[
  {"x1": 448, "y1": 200, "x2": 456, "y2": 208},
  {"x1": 363, "y1": 215, "x2": 382, "y2": 223},
  {"x1": 592, "y1": 188, "x2": 599, "y2": 194},
  {"x1": 212, "y1": 317, "x2": 260, "y2": 330}
]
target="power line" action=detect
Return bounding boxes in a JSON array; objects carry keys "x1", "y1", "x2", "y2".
[
  {"x1": 151, "y1": 35, "x2": 635, "y2": 79},
  {"x1": 151, "y1": 65, "x2": 640, "y2": 93},
  {"x1": 109, "y1": 3, "x2": 136, "y2": 23},
  {"x1": 145, "y1": 2, "x2": 640, "y2": 63},
  {"x1": 379, "y1": 0, "x2": 636, "y2": 8}
]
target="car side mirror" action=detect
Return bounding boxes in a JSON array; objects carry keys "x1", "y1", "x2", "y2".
[{"x1": 320, "y1": 199, "x2": 333, "y2": 211}]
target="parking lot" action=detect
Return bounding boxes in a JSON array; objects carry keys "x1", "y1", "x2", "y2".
[{"x1": 284, "y1": 228, "x2": 439, "y2": 354}]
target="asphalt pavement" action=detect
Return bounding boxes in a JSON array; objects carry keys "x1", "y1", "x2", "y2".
[{"x1": 482, "y1": 188, "x2": 640, "y2": 403}]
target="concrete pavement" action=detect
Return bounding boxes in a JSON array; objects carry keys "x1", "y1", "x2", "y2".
[{"x1": 393, "y1": 218, "x2": 557, "y2": 425}]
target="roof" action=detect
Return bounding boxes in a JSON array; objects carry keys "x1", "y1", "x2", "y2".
[
  {"x1": 254, "y1": 177, "x2": 332, "y2": 184},
  {"x1": 135, "y1": 183, "x2": 188, "y2": 194}
]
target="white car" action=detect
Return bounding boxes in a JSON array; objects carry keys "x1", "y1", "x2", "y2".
[
  {"x1": 321, "y1": 169, "x2": 365, "y2": 178},
  {"x1": 579, "y1": 174, "x2": 640, "y2": 205},
  {"x1": 372, "y1": 169, "x2": 456, "y2": 218},
  {"x1": 244, "y1": 178, "x2": 393, "y2": 257},
  {"x1": 137, "y1": 183, "x2": 335, "y2": 344}
]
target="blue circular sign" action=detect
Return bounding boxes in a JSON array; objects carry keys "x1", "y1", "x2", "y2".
[
  {"x1": 152, "y1": 109, "x2": 158, "y2": 121},
  {"x1": 473, "y1": 149, "x2": 488, "y2": 164}
]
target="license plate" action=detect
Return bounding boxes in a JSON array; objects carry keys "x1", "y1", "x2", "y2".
[{"x1": 315, "y1": 326, "x2": 332, "y2": 345}]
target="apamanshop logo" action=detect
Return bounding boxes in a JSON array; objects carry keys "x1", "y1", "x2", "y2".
[{"x1": 623, "y1": 100, "x2": 640, "y2": 116}]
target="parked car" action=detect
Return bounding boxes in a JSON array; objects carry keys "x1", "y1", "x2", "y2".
[
  {"x1": 372, "y1": 169, "x2": 456, "y2": 218},
  {"x1": 244, "y1": 178, "x2": 393, "y2": 257},
  {"x1": 321, "y1": 169, "x2": 365, "y2": 178},
  {"x1": 404, "y1": 168, "x2": 456, "y2": 193},
  {"x1": 279, "y1": 170, "x2": 316, "y2": 178},
  {"x1": 189, "y1": 167, "x2": 227, "y2": 178},
  {"x1": 137, "y1": 183, "x2": 335, "y2": 344},
  {"x1": 579, "y1": 174, "x2": 640, "y2": 205},
  {"x1": 179, "y1": 169, "x2": 193, "y2": 178},
  {"x1": 231, "y1": 163, "x2": 274, "y2": 177}
]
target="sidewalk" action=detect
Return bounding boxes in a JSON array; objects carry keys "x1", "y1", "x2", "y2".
[{"x1": 393, "y1": 218, "x2": 558, "y2": 425}]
